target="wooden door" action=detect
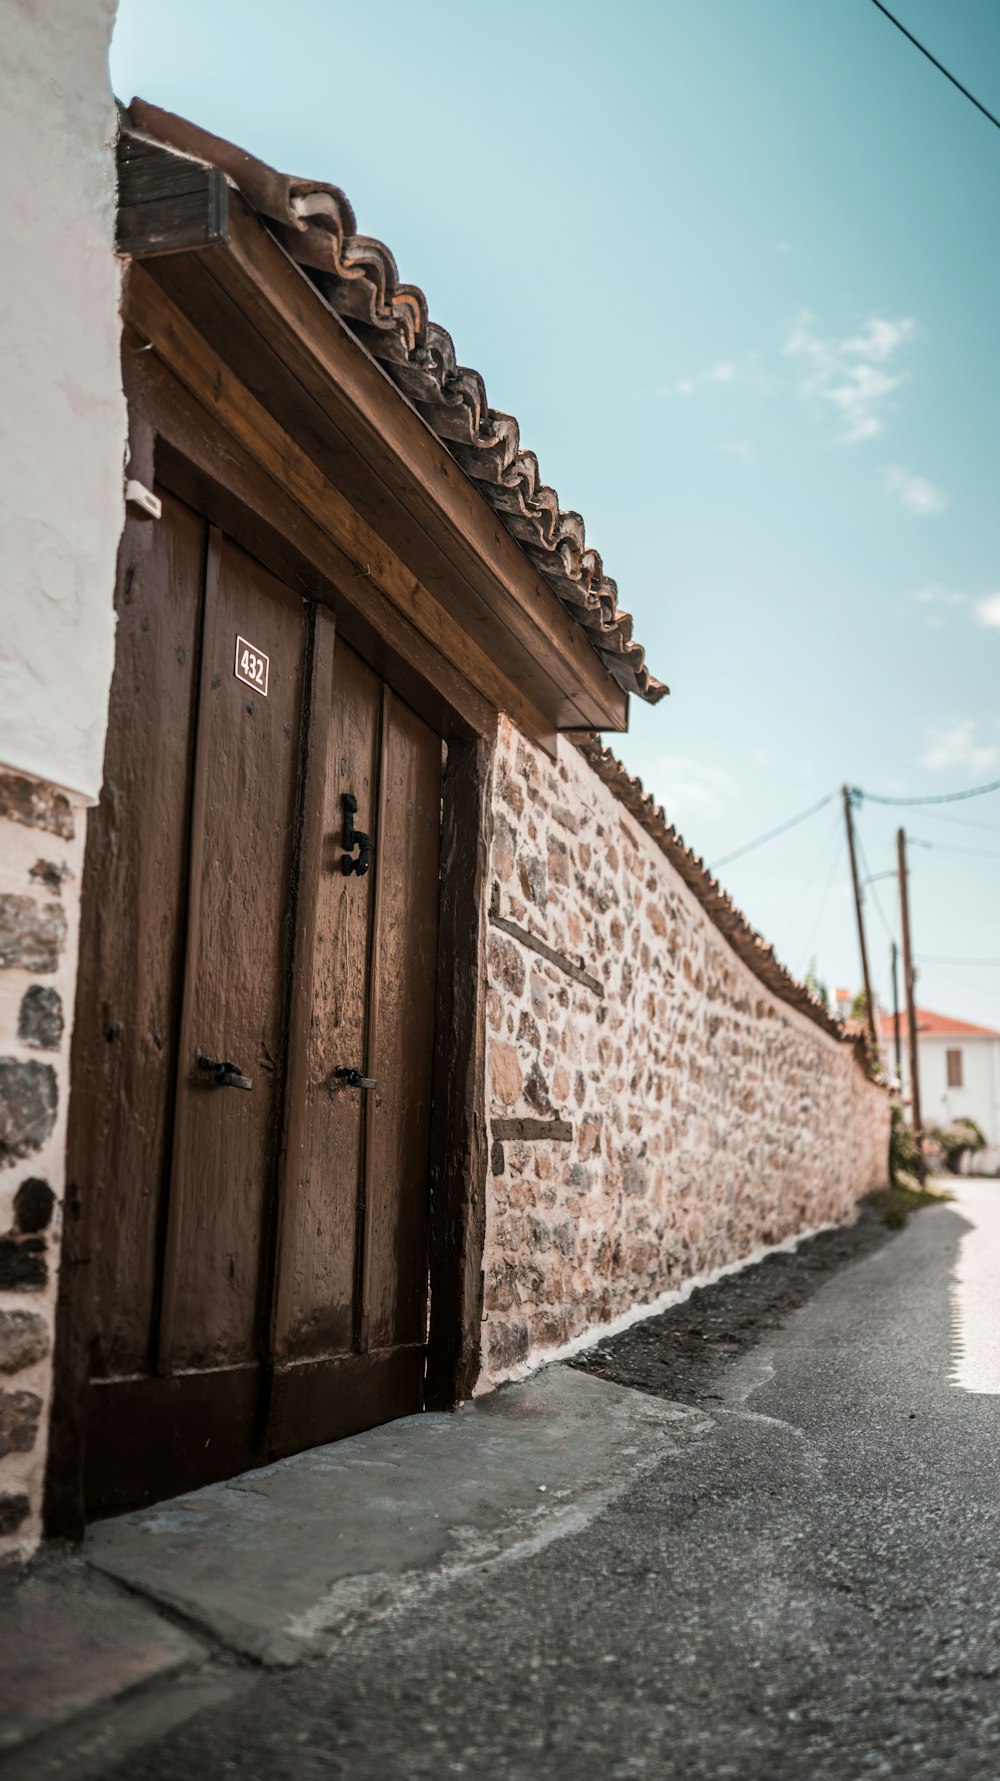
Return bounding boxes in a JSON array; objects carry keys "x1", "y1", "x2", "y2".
[{"x1": 73, "y1": 490, "x2": 442, "y2": 1514}]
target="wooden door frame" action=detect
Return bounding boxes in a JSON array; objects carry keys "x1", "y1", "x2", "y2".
[{"x1": 46, "y1": 333, "x2": 493, "y2": 1538}]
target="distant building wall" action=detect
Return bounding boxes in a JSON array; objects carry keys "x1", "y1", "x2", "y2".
[
  {"x1": 0, "y1": 0, "x2": 124, "y2": 1559},
  {"x1": 918, "y1": 1036, "x2": 1000, "y2": 1146},
  {"x1": 479, "y1": 719, "x2": 890, "y2": 1385}
]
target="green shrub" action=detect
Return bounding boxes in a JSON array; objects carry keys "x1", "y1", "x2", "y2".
[{"x1": 889, "y1": 1102, "x2": 924, "y2": 1186}]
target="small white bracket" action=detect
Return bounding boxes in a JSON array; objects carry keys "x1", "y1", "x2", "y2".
[{"x1": 125, "y1": 479, "x2": 162, "y2": 520}]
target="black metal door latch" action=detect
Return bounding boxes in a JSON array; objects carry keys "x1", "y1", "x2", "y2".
[
  {"x1": 196, "y1": 1053, "x2": 253, "y2": 1091},
  {"x1": 342, "y1": 793, "x2": 371, "y2": 877},
  {"x1": 333, "y1": 1066, "x2": 377, "y2": 1090}
]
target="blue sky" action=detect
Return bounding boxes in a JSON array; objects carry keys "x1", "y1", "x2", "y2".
[{"x1": 111, "y1": 0, "x2": 1000, "y2": 1030}]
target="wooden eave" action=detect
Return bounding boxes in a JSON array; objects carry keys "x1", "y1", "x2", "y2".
[{"x1": 116, "y1": 132, "x2": 630, "y2": 743}]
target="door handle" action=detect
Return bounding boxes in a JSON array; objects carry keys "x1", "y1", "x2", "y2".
[
  {"x1": 342, "y1": 793, "x2": 371, "y2": 877},
  {"x1": 197, "y1": 1053, "x2": 253, "y2": 1090},
  {"x1": 333, "y1": 1066, "x2": 377, "y2": 1090}
]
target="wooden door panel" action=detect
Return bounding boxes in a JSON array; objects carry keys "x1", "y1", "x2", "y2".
[
  {"x1": 72, "y1": 499, "x2": 448, "y2": 1515},
  {"x1": 272, "y1": 631, "x2": 381, "y2": 1358},
  {"x1": 158, "y1": 533, "x2": 306, "y2": 1371},
  {"x1": 361, "y1": 690, "x2": 442, "y2": 1350},
  {"x1": 85, "y1": 1365, "x2": 259, "y2": 1517},
  {"x1": 77, "y1": 491, "x2": 206, "y2": 1377},
  {"x1": 266, "y1": 1347, "x2": 423, "y2": 1462}
]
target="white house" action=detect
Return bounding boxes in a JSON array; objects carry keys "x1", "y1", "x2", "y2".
[{"x1": 883, "y1": 1007, "x2": 1000, "y2": 1147}]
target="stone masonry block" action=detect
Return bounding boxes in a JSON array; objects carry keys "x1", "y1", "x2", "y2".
[
  {"x1": 14, "y1": 1178, "x2": 56, "y2": 1233},
  {"x1": 0, "y1": 1238, "x2": 48, "y2": 1291},
  {"x1": 0, "y1": 897, "x2": 67, "y2": 972},
  {"x1": 0, "y1": 1310, "x2": 50, "y2": 1375},
  {"x1": 0, "y1": 773, "x2": 74, "y2": 839},
  {"x1": 17, "y1": 985, "x2": 64, "y2": 1050},
  {"x1": 0, "y1": 1062, "x2": 58, "y2": 1166},
  {"x1": 0, "y1": 1492, "x2": 30, "y2": 1536},
  {"x1": 0, "y1": 1388, "x2": 42, "y2": 1458}
]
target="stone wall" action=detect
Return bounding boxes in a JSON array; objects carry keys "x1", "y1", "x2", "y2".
[
  {"x1": 0, "y1": 776, "x2": 88, "y2": 1556},
  {"x1": 480, "y1": 719, "x2": 890, "y2": 1385}
]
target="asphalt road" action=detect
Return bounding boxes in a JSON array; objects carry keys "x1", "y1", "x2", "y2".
[{"x1": 42, "y1": 1183, "x2": 1000, "y2": 1780}]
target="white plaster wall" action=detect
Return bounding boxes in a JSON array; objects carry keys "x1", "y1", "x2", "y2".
[
  {"x1": 0, "y1": 0, "x2": 126, "y2": 800},
  {"x1": 918, "y1": 1037, "x2": 1000, "y2": 1146}
]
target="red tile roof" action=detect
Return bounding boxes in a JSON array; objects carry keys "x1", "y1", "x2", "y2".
[
  {"x1": 878, "y1": 1007, "x2": 1000, "y2": 1041},
  {"x1": 122, "y1": 99, "x2": 666, "y2": 707}
]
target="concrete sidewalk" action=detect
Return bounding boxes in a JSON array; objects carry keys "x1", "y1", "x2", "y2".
[{"x1": 0, "y1": 1369, "x2": 712, "y2": 1774}]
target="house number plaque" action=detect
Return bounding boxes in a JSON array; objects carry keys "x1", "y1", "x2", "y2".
[{"x1": 235, "y1": 635, "x2": 269, "y2": 697}]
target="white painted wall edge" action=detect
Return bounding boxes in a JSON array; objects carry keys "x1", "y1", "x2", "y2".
[
  {"x1": 0, "y1": 0, "x2": 126, "y2": 802},
  {"x1": 475, "y1": 1215, "x2": 847, "y2": 1395}
]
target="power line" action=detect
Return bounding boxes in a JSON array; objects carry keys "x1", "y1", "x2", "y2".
[
  {"x1": 780, "y1": 804, "x2": 843, "y2": 965},
  {"x1": 854, "y1": 774, "x2": 1000, "y2": 807},
  {"x1": 870, "y1": 0, "x2": 1000, "y2": 136},
  {"x1": 711, "y1": 774, "x2": 1000, "y2": 875},
  {"x1": 709, "y1": 789, "x2": 838, "y2": 870},
  {"x1": 910, "y1": 836, "x2": 1000, "y2": 861}
]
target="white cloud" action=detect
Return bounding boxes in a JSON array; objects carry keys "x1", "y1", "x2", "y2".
[
  {"x1": 882, "y1": 464, "x2": 947, "y2": 516},
  {"x1": 671, "y1": 353, "x2": 772, "y2": 401},
  {"x1": 975, "y1": 592, "x2": 1000, "y2": 629},
  {"x1": 784, "y1": 311, "x2": 917, "y2": 444},
  {"x1": 919, "y1": 721, "x2": 1000, "y2": 775},
  {"x1": 914, "y1": 586, "x2": 966, "y2": 606},
  {"x1": 653, "y1": 756, "x2": 739, "y2": 828},
  {"x1": 676, "y1": 360, "x2": 738, "y2": 396},
  {"x1": 842, "y1": 317, "x2": 918, "y2": 363},
  {"x1": 912, "y1": 586, "x2": 965, "y2": 627}
]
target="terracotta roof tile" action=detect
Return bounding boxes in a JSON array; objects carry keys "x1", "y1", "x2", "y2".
[
  {"x1": 878, "y1": 1007, "x2": 1000, "y2": 1041},
  {"x1": 124, "y1": 99, "x2": 667, "y2": 706}
]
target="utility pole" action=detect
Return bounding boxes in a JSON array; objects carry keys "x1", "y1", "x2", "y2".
[
  {"x1": 890, "y1": 940, "x2": 903, "y2": 1081},
  {"x1": 842, "y1": 786, "x2": 879, "y2": 1058},
  {"x1": 897, "y1": 827, "x2": 922, "y2": 1135}
]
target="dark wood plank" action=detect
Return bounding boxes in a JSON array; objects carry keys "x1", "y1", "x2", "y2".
[
  {"x1": 491, "y1": 1118, "x2": 573, "y2": 1142},
  {"x1": 45, "y1": 495, "x2": 207, "y2": 1536},
  {"x1": 267, "y1": 1346, "x2": 424, "y2": 1461},
  {"x1": 85, "y1": 1367, "x2": 258, "y2": 1516},
  {"x1": 117, "y1": 132, "x2": 229, "y2": 259},
  {"x1": 158, "y1": 533, "x2": 306, "y2": 1371},
  {"x1": 424, "y1": 734, "x2": 493, "y2": 1411},
  {"x1": 79, "y1": 493, "x2": 206, "y2": 1376},
  {"x1": 361, "y1": 690, "x2": 442, "y2": 1351},
  {"x1": 489, "y1": 903, "x2": 605, "y2": 999},
  {"x1": 271, "y1": 631, "x2": 381, "y2": 1360}
]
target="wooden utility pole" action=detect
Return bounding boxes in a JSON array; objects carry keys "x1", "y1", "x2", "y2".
[
  {"x1": 890, "y1": 940, "x2": 903, "y2": 1081},
  {"x1": 842, "y1": 786, "x2": 879, "y2": 1056},
  {"x1": 897, "y1": 827, "x2": 922, "y2": 1134}
]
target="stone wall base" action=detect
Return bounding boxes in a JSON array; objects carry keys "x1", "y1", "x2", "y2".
[{"x1": 0, "y1": 768, "x2": 87, "y2": 1560}]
